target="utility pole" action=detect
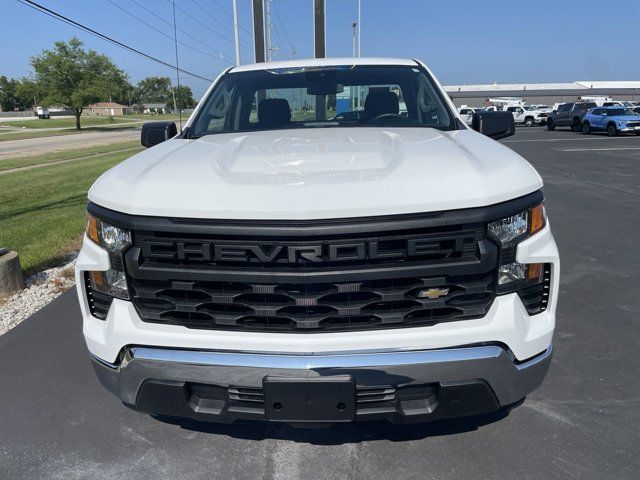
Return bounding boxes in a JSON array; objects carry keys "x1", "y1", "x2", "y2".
[
  {"x1": 313, "y1": 0, "x2": 326, "y2": 59},
  {"x1": 265, "y1": 0, "x2": 276, "y2": 61},
  {"x1": 252, "y1": 0, "x2": 265, "y2": 63},
  {"x1": 313, "y1": 0, "x2": 326, "y2": 121},
  {"x1": 232, "y1": 0, "x2": 240, "y2": 65}
]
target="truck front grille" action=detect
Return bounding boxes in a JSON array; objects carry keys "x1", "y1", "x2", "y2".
[
  {"x1": 121, "y1": 212, "x2": 499, "y2": 332},
  {"x1": 128, "y1": 272, "x2": 495, "y2": 332}
]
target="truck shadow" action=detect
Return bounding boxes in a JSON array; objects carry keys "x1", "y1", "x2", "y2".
[{"x1": 152, "y1": 406, "x2": 517, "y2": 444}]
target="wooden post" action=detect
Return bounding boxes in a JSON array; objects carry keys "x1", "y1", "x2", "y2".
[{"x1": 252, "y1": 0, "x2": 266, "y2": 63}]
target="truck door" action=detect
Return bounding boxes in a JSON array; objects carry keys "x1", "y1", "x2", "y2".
[
  {"x1": 557, "y1": 104, "x2": 571, "y2": 126},
  {"x1": 506, "y1": 107, "x2": 523, "y2": 123}
]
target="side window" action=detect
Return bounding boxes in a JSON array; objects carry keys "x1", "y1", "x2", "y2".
[
  {"x1": 507, "y1": 107, "x2": 516, "y2": 112},
  {"x1": 194, "y1": 77, "x2": 237, "y2": 134},
  {"x1": 417, "y1": 75, "x2": 449, "y2": 126}
]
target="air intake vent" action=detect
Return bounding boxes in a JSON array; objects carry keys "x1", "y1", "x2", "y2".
[
  {"x1": 84, "y1": 272, "x2": 113, "y2": 320},
  {"x1": 518, "y1": 263, "x2": 552, "y2": 315}
]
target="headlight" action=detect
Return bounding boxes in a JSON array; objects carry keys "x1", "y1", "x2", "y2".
[
  {"x1": 488, "y1": 204, "x2": 545, "y2": 246},
  {"x1": 86, "y1": 213, "x2": 131, "y2": 301},
  {"x1": 87, "y1": 213, "x2": 131, "y2": 253},
  {"x1": 489, "y1": 204, "x2": 550, "y2": 313}
]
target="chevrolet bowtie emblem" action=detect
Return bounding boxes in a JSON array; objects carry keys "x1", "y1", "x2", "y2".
[{"x1": 418, "y1": 288, "x2": 450, "y2": 299}]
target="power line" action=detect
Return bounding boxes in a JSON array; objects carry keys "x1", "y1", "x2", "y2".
[
  {"x1": 127, "y1": 0, "x2": 233, "y2": 60},
  {"x1": 16, "y1": 0, "x2": 215, "y2": 82},
  {"x1": 104, "y1": 0, "x2": 230, "y2": 63},
  {"x1": 189, "y1": 0, "x2": 233, "y2": 36},
  {"x1": 200, "y1": 0, "x2": 254, "y2": 40},
  {"x1": 174, "y1": 2, "x2": 251, "y2": 51},
  {"x1": 272, "y1": 0, "x2": 294, "y2": 51},
  {"x1": 273, "y1": 27, "x2": 290, "y2": 60}
]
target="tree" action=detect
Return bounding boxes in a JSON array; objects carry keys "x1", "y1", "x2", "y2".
[
  {"x1": 0, "y1": 76, "x2": 36, "y2": 111},
  {"x1": 172, "y1": 85, "x2": 196, "y2": 110},
  {"x1": 135, "y1": 76, "x2": 172, "y2": 104},
  {"x1": 30, "y1": 37, "x2": 128, "y2": 129}
]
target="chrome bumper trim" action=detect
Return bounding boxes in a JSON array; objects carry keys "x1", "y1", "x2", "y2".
[{"x1": 127, "y1": 345, "x2": 506, "y2": 370}]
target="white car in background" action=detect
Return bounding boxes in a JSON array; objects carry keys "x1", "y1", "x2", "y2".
[
  {"x1": 457, "y1": 106, "x2": 482, "y2": 125},
  {"x1": 505, "y1": 105, "x2": 549, "y2": 126}
]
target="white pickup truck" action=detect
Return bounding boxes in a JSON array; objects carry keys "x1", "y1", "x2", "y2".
[
  {"x1": 76, "y1": 58, "x2": 558, "y2": 425},
  {"x1": 504, "y1": 105, "x2": 549, "y2": 126},
  {"x1": 457, "y1": 105, "x2": 482, "y2": 125}
]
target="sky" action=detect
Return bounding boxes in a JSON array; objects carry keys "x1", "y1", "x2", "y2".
[{"x1": 2, "y1": 0, "x2": 640, "y2": 99}]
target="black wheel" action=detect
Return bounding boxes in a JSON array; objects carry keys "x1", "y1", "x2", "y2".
[
  {"x1": 571, "y1": 118, "x2": 581, "y2": 132},
  {"x1": 546, "y1": 119, "x2": 555, "y2": 131},
  {"x1": 525, "y1": 117, "x2": 534, "y2": 127},
  {"x1": 582, "y1": 122, "x2": 591, "y2": 135},
  {"x1": 607, "y1": 123, "x2": 617, "y2": 137}
]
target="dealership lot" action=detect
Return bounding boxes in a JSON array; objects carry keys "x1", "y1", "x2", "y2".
[{"x1": 0, "y1": 127, "x2": 639, "y2": 480}]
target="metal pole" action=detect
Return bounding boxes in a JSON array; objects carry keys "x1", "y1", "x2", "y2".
[
  {"x1": 233, "y1": 0, "x2": 240, "y2": 65},
  {"x1": 352, "y1": 22, "x2": 357, "y2": 57},
  {"x1": 171, "y1": 0, "x2": 182, "y2": 132},
  {"x1": 357, "y1": 0, "x2": 361, "y2": 57},
  {"x1": 265, "y1": 0, "x2": 272, "y2": 61}
]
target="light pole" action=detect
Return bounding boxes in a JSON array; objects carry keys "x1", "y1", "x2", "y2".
[
  {"x1": 357, "y1": 0, "x2": 361, "y2": 57},
  {"x1": 233, "y1": 0, "x2": 240, "y2": 65},
  {"x1": 352, "y1": 22, "x2": 357, "y2": 57}
]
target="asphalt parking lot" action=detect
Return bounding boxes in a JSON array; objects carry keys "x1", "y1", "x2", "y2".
[{"x1": 1, "y1": 126, "x2": 639, "y2": 480}]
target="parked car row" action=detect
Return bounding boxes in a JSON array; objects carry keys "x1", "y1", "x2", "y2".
[
  {"x1": 458, "y1": 99, "x2": 551, "y2": 127},
  {"x1": 547, "y1": 102, "x2": 640, "y2": 136},
  {"x1": 458, "y1": 98, "x2": 639, "y2": 134}
]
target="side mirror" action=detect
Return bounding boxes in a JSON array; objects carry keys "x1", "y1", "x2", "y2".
[
  {"x1": 471, "y1": 111, "x2": 515, "y2": 140},
  {"x1": 141, "y1": 121, "x2": 178, "y2": 148}
]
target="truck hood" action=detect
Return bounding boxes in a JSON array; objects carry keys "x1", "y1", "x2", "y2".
[{"x1": 89, "y1": 128, "x2": 542, "y2": 220}]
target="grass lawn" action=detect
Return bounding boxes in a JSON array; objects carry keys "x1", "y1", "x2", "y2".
[
  {"x1": 0, "y1": 141, "x2": 141, "y2": 172},
  {"x1": 0, "y1": 149, "x2": 136, "y2": 274},
  {"x1": 0, "y1": 129, "x2": 81, "y2": 142},
  {"x1": 0, "y1": 124, "x2": 139, "y2": 142},
  {"x1": 0, "y1": 116, "x2": 133, "y2": 129}
]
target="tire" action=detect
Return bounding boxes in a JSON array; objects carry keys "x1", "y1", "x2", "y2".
[
  {"x1": 583, "y1": 122, "x2": 591, "y2": 135},
  {"x1": 607, "y1": 123, "x2": 617, "y2": 137},
  {"x1": 571, "y1": 118, "x2": 581, "y2": 132},
  {"x1": 525, "y1": 117, "x2": 534, "y2": 127},
  {"x1": 546, "y1": 119, "x2": 555, "y2": 131}
]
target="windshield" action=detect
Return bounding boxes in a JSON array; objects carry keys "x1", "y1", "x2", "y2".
[
  {"x1": 607, "y1": 108, "x2": 637, "y2": 116},
  {"x1": 189, "y1": 65, "x2": 455, "y2": 137}
]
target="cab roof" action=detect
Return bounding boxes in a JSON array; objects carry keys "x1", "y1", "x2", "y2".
[{"x1": 229, "y1": 57, "x2": 419, "y2": 73}]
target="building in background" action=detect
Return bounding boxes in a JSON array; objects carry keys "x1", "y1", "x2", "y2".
[
  {"x1": 445, "y1": 81, "x2": 640, "y2": 108},
  {"x1": 87, "y1": 102, "x2": 131, "y2": 116}
]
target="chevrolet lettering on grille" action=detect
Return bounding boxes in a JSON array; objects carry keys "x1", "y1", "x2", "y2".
[{"x1": 141, "y1": 237, "x2": 464, "y2": 264}]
